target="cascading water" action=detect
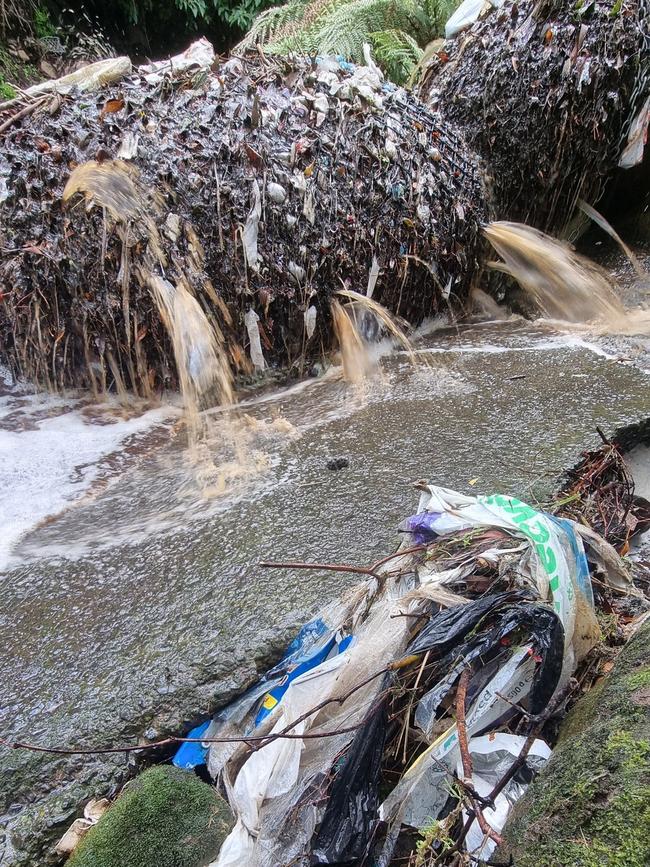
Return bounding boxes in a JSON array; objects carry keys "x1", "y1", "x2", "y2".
[
  {"x1": 62, "y1": 161, "x2": 276, "y2": 498},
  {"x1": 484, "y1": 221, "x2": 650, "y2": 334},
  {"x1": 330, "y1": 298, "x2": 373, "y2": 384}
]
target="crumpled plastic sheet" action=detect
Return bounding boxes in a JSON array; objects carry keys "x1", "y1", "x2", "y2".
[
  {"x1": 310, "y1": 687, "x2": 390, "y2": 864},
  {"x1": 138, "y1": 36, "x2": 215, "y2": 85},
  {"x1": 403, "y1": 485, "x2": 600, "y2": 664},
  {"x1": 445, "y1": 0, "x2": 505, "y2": 39},
  {"x1": 23, "y1": 56, "x2": 132, "y2": 97},
  {"x1": 201, "y1": 483, "x2": 630, "y2": 864},
  {"x1": 411, "y1": 598, "x2": 564, "y2": 739},
  {"x1": 458, "y1": 733, "x2": 551, "y2": 859},
  {"x1": 209, "y1": 574, "x2": 416, "y2": 866}
]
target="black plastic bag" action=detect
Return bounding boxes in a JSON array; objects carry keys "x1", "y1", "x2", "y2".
[{"x1": 310, "y1": 684, "x2": 390, "y2": 865}]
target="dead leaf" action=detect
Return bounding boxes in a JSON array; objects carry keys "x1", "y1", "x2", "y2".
[
  {"x1": 100, "y1": 98, "x2": 125, "y2": 121},
  {"x1": 243, "y1": 143, "x2": 263, "y2": 168}
]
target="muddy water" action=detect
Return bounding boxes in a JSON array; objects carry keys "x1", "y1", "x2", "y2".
[{"x1": 1, "y1": 319, "x2": 650, "y2": 863}]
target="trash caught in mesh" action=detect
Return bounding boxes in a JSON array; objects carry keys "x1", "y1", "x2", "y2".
[
  {"x1": 164, "y1": 441, "x2": 649, "y2": 866},
  {"x1": 0, "y1": 40, "x2": 485, "y2": 395},
  {"x1": 419, "y1": 0, "x2": 648, "y2": 233}
]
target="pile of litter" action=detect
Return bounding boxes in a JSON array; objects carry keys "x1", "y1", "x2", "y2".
[
  {"x1": 157, "y1": 441, "x2": 649, "y2": 866},
  {"x1": 0, "y1": 40, "x2": 485, "y2": 394},
  {"x1": 419, "y1": 0, "x2": 649, "y2": 233},
  {"x1": 559, "y1": 433, "x2": 650, "y2": 551}
]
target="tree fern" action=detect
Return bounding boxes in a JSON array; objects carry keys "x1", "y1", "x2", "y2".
[
  {"x1": 236, "y1": 0, "x2": 458, "y2": 83},
  {"x1": 370, "y1": 28, "x2": 423, "y2": 84}
]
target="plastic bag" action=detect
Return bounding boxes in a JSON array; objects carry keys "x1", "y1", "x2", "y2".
[
  {"x1": 410, "y1": 597, "x2": 564, "y2": 727},
  {"x1": 458, "y1": 734, "x2": 551, "y2": 859},
  {"x1": 311, "y1": 691, "x2": 389, "y2": 864},
  {"x1": 445, "y1": 0, "x2": 505, "y2": 39},
  {"x1": 403, "y1": 486, "x2": 594, "y2": 656}
]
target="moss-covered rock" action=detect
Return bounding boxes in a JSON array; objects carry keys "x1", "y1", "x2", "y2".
[
  {"x1": 68, "y1": 765, "x2": 234, "y2": 867},
  {"x1": 499, "y1": 623, "x2": 650, "y2": 867}
]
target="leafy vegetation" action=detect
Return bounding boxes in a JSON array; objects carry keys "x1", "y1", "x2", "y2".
[
  {"x1": 33, "y1": 4, "x2": 56, "y2": 38},
  {"x1": 111, "y1": 0, "x2": 278, "y2": 41},
  {"x1": 0, "y1": 74, "x2": 16, "y2": 98},
  {"x1": 236, "y1": 0, "x2": 457, "y2": 83}
]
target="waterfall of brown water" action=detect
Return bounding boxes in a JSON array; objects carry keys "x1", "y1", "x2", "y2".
[
  {"x1": 336, "y1": 289, "x2": 417, "y2": 360},
  {"x1": 484, "y1": 221, "x2": 650, "y2": 334},
  {"x1": 63, "y1": 161, "x2": 268, "y2": 496},
  {"x1": 331, "y1": 290, "x2": 420, "y2": 384},
  {"x1": 64, "y1": 161, "x2": 234, "y2": 417},
  {"x1": 147, "y1": 275, "x2": 233, "y2": 420},
  {"x1": 330, "y1": 299, "x2": 373, "y2": 384}
]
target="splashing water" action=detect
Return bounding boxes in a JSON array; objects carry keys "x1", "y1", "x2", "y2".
[
  {"x1": 147, "y1": 275, "x2": 233, "y2": 413},
  {"x1": 63, "y1": 160, "x2": 144, "y2": 222},
  {"x1": 64, "y1": 161, "x2": 233, "y2": 421},
  {"x1": 484, "y1": 221, "x2": 650, "y2": 334},
  {"x1": 63, "y1": 162, "x2": 274, "y2": 500},
  {"x1": 330, "y1": 299, "x2": 373, "y2": 384},
  {"x1": 577, "y1": 199, "x2": 645, "y2": 280},
  {"x1": 331, "y1": 290, "x2": 420, "y2": 384},
  {"x1": 336, "y1": 289, "x2": 417, "y2": 361}
]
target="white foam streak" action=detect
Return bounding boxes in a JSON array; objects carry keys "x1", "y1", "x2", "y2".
[{"x1": 0, "y1": 399, "x2": 171, "y2": 570}]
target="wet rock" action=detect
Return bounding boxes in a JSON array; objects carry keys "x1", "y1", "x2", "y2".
[
  {"x1": 499, "y1": 622, "x2": 650, "y2": 866},
  {"x1": 327, "y1": 457, "x2": 349, "y2": 471},
  {"x1": 1, "y1": 658, "x2": 260, "y2": 866},
  {"x1": 67, "y1": 766, "x2": 234, "y2": 867}
]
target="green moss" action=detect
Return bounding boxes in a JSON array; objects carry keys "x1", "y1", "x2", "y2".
[
  {"x1": 68, "y1": 766, "x2": 234, "y2": 867},
  {"x1": 605, "y1": 729, "x2": 650, "y2": 769},
  {"x1": 0, "y1": 76, "x2": 16, "y2": 99},
  {"x1": 0, "y1": 47, "x2": 21, "y2": 80},
  {"x1": 558, "y1": 680, "x2": 604, "y2": 741},
  {"x1": 499, "y1": 623, "x2": 650, "y2": 867},
  {"x1": 33, "y1": 5, "x2": 56, "y2": 39},
  {"x1": 624, "y1": 665, "x2": 650, "y2": 690}
]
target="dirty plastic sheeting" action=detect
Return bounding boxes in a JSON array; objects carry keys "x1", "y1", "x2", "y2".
[{"x1": 178, "y1": 482, "x2": 630, "y2": 865}]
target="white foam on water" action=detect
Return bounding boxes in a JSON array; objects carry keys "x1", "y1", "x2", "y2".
[
  {"x1": 0, "y1": 397, "x2": 172, "y2": 570},
  {"x1": 402, "y1": 339, "x2": 570, "y2": 355}
]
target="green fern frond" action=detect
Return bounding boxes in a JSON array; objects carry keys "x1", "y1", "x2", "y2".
[
  {"x1": 236, "y1": 0, "x2": 458, "y2": 83},
  {"x1": 422, "y1": 0, "x2": 456, "y2": 30},
  {"x1": 370, "y1": 28, "x2": 423, "y2": 83},
  {"x1": 235, "y1": 0, "x2": 311, "y2": 52}
]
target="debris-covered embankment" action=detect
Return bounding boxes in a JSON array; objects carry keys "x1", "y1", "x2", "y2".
[
  {"x1": 419, "y1": 0, "x2": 649, "y2": 233},
  {"x1": 0, "y1": 47, "x2": 486, "y2": 394}
]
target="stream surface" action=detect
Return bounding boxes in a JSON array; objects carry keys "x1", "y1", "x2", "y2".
[{"x1": 1, "y1": 315, "x2": 649, "y2": 864}]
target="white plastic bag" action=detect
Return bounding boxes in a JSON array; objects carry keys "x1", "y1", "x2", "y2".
[
  {"x1": 445, "y1": 0, "x2": 505, "y2": 40},
  {"x1": 459, "y1": 733, "x2": 551, "y2": 858}
]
